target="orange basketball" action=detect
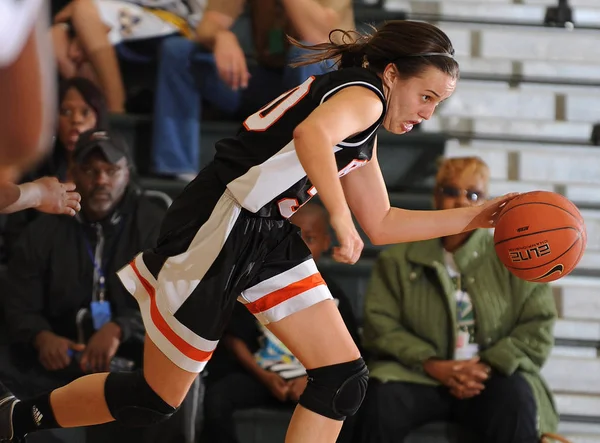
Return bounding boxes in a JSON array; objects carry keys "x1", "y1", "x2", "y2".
[{"x1": 493, "y1": 191, "x2": 587, "y2": 283}]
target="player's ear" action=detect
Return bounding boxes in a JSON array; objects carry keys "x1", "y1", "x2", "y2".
[{"x1": 382, "y1": 63, "x2": 398, "y2": 86}]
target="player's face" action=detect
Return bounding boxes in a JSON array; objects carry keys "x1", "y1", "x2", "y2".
[
  {"x1": 381, "y1": 65, "x2": 456, "y2": 134},
  {"x1": 72, "y1": 152, "x2": 130, "y2": 221},
  {"x1": 435, "y1": 171, "x2": 487, "y2": 210},
  {"x1": 58, "y1": 88, "x2": 98, "y2": 151}
]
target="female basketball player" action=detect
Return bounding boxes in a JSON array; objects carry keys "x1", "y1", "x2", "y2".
[{"x1": 0, "y1": 20, "x2": 518, "y2": 443}]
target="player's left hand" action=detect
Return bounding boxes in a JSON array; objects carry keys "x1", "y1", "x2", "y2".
[{"x1": 33, "y1": 176, "x2": 81, "y2": 216}]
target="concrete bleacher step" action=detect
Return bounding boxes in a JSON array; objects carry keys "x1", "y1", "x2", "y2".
[
  {"x1": 551, "y1": 345, "x2": 597, "y2": 359},
  {"x1": 553, "y1": 275, "x2": 600, "y2": 320},
  {"x1": 424, "y1": 115, "x2": 592, "y2": 142},
  {"x1": 405, "y1": 1, "x2": 600, "y2": 26},
  {"x1": 436, "y1": 23, "x2": 600, "y2": 63},
  {"x1": 543, "y1": 357, "x2": 600, "y2": 395},
  {"x1": 557, "y1": 435, "x2": 600, "y2": 443},
  {"x1": 559, "y1": 422, "x2": 600, "y2": 443},
  {"x1": 457, "y1": 58, "x2": 600, "y2": 85},
  {"x1": 556, "y1": 393, "x2": 600, "y2": 420},
  {"x1": 387, "y1": 0, "x2": 599, "y2": 8},
  {"x1": 435, "y1": 80, "x2": 600, "y2": 124},
  {"x1": 555, "y1": 318, "x2": 600, "y2": 343},
  {"x1": 443, "y1": 139, "x2": 600, "y2": 188}
]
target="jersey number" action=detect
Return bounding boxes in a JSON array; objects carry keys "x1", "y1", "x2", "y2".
[
  {"x1": 277, "y1": 159, "x2": 369, "y2": 218},
  {"x1": 243, "y1": 76, "x2": 315, "y2": 132}
]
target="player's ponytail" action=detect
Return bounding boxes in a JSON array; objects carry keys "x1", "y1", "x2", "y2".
[{"x1": 289, "y1": 20, "x2": 459, "y2": 80}]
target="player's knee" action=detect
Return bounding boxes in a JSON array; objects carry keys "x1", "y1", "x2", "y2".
[
  {"x1": 298, "y1": 357, "x2": 369, "y2": 421},
  {"x1": 104, "y1": 371, "x2": 178, "y2": 427}
]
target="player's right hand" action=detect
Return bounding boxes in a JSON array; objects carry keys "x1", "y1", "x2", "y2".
[
  {"x1": 214, "y1": 30, "x2": 250, "y2": 91},
  {"x1": 330, "y1": 213, "x2": 363, "y2": 264}
]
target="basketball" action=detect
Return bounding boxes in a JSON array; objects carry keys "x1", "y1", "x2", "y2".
[{"x1": 493, "y1": 191, "x2": 587, "y2": 283}]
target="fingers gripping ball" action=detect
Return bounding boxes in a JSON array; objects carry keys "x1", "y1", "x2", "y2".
[{"x1": 493, "y1": 191, "x2": 587, "y2": 283}]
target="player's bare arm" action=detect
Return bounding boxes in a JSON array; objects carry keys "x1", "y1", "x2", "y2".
[
  {"x1": 342, "y1": 141, "x2": 518, "y2": 245},
  {"x1": 0, "y1": 178, "x2": 81, "y2": 215},
  {"x1": 294, "y1": 86, "x2": 383, "y2": 263},
  {"x1": 294, "y1": 86, "x2": 383, "y2": 220}
]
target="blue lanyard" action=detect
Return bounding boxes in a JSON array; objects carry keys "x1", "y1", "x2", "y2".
[{"x1": 82, "y1": 236, "x2": 106, "y2": 302}]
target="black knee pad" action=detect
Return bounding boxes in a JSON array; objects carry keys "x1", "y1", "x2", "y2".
[
  {"x1": 298, "y1": 357, "x2": 369, "y2": 421},
  {"x1": 105, "y1": 371, "x2": 178, "y2": 427}
]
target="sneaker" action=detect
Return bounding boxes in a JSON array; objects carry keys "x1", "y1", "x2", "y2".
[{"x1": 0, "y1": 382, "x2": 21, "y2": 442}]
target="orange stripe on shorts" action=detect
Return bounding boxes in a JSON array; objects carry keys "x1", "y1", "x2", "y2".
[
  {"x1": 131, "y1": 260, "x2": 213, "y2": 363},
  {"x1": 245, "y1": 273, "x2": 326, "y2": 315}
]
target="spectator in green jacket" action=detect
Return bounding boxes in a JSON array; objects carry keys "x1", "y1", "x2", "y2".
[{"x1": 353, "y1": 156, "x2": 559, "y2": 443}]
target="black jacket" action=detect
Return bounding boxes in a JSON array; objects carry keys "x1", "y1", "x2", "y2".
[{"x1": 3, "y1": 187, "x2": 166, "y2": 353}]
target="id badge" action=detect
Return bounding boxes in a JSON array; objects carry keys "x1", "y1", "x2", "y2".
[
  {"x1": 456, "y1": 330, "x2": 470, "y2": 349},
  {"x1": 91, "y1": 301, "x2": 112, "y2": 330}
]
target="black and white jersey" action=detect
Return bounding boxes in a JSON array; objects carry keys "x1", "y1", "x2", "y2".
[
  {"x1": 213, "y1": 67, "x2": 387, "y2": 219},
  {"x1": 0, "y1": 0, "x2": 43, "y2": 67}
]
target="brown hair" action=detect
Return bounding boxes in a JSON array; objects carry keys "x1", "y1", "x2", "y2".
[
  {"x1": 436, "y1": 157, "x2": 490, "y2": 194},
  {"x1": 290, "y1": 20, "x2": 459, "y2": 79}
]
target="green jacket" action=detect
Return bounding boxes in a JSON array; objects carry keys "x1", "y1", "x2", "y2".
[{"x1": 363, "y1": 229, "x2": 559, "y2": 435}]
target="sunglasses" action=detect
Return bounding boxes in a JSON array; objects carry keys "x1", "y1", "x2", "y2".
[{"x1": 438, "y1": 186, "x2": 485, "y2": 202}]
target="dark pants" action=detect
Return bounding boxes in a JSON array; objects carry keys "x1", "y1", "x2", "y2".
[
  {"x1": 352, "y1": 373, "x2": 539, "y2": 443},
  {"x1": 199, "y1": 371, "x2": 293, "y2": 443},
  {"x1": 199, "y1": 371, "x2": 356, "y2": 443}
]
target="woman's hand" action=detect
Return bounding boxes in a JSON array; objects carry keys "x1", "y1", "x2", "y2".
[
  {"x1": 466, "y1": 193, "x2": 519, "y2": 231},
  {"x1": 330, "y1": 211, "x2": 364, "y2": 264}
]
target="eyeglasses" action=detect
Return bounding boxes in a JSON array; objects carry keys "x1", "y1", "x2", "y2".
[{"x1": 438, "y1": 186, "x2": 485, "y2": 202}]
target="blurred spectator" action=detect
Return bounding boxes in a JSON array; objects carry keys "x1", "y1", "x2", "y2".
[
  {"x1": 352, "y1": 157, "x2": 559, "y2": 443},
  {"x1": 51, "y1": 0, "x2": 207, "y2": 113},
  {"x1": 40, "y1": 77, "x2": 110, "y2": 181},
  {"x1": 200, "y1": 202, "x2": 360, "y2": 443},
  {"x1": 1, "y1": 77, "x2": 109, "y2": 263},
  {"x1": 152, "y1": 0, "x2": 354, "y2": 181},
  {"x1": 52, "y1": 0, "x2": 126, "y2": 112},
  {"x1": 0, "y1": 129, "x2": 166, "y2": 399}
]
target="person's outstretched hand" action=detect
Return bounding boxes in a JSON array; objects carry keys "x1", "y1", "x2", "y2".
[
  {"x1": 467, "y1": 193, "x2": 519, "y2": 230},
  {"x1": 33, "y1": 177, "x2": 81, "y2": 216}
]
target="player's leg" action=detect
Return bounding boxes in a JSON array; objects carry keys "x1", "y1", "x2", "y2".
[
  {"x1": 51, "y1": 333, "x2": 198, "y2": 427},
  {"x1": 266, "y1": 299, "x2": 364, "y2": 443},
  {"x1": 0, "y1": 334, "x2": 199, "y2": 440},
  {"x1": 238, "y1": 223, "x2": 367, "y2": 443}
]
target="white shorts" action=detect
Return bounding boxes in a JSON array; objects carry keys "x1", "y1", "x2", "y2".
[{"x1": 0, "y1": 0, "x2": 44, "y2": 67}]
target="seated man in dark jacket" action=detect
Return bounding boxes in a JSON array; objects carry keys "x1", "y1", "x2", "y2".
[{"x1": 0, "y1": 129, "x2": 167, "y2": 397}]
